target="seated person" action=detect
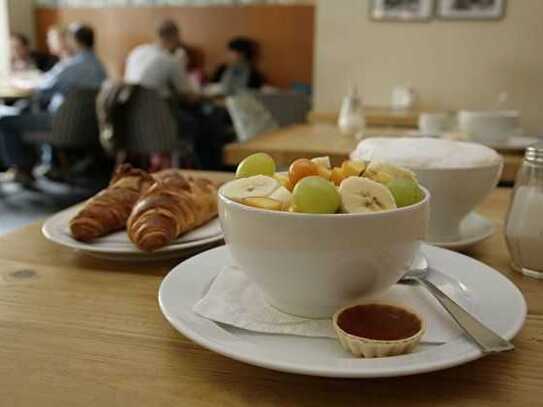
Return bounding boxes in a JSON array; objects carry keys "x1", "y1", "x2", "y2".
[
  {"x1": 125, "y1": 19, "x2": 192, "y2": 101},
  {"x1": 34, "y1": 25, "x2": 76, "y2": 176},
  {"x1": 46, "y1": 25, "x2": 74, "y2": 63},
  {"x1": 124, "y1": 20, "x2": 203, "y2": 170},
  {"x1": 10, "y1": 32, "x2": 58, "y2": 73},
  {"x1": 210, "y1": 37, "x2": 264, "y2": 95},
  {"x1": 0, "y1": 23, "x2": 107, "y2": 184}
]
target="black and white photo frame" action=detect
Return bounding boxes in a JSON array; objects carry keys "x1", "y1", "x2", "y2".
[
  {"x1": 437, "y1": 0, "x2": 506, "y2": 20},
  {"x1": 370, "y1": 0, "x2": 506, "y2": 22},
  {"x1": 370, "y1": 0, "x2": 434, "y2": 22}
]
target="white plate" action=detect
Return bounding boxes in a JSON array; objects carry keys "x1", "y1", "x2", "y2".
[
  {"x1": 428, "y1": 213, "x2": 496, "y2": 251},
  {"x1": 482, "y1": 135, "x2": 540, "y2": 151},
  {"x1": 158, "y1": 244, "x2": 526, "y2": 378},
  {"x1": 42, "y1": 206, "x2": 223, "y2": 261}
]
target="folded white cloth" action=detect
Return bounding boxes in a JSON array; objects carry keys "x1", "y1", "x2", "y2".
[{"x1": 193, "y1": 265, "x2": 464, "y2": 344}]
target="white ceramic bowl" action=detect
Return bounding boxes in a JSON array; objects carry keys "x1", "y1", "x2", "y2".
[
  {"x1": 458, "y1": 110, "x2": 520, "y2": 144},
  {"x1": 412, "y1": 161, "x2": 502, "y2": 242},
  {"x1": 218, "y1": 188, "x2": 430, "y2": 318}
]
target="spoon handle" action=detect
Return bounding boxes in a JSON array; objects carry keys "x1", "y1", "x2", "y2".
[{"x1": 414, "y1": 276, "x2": 514, "y2": 354}]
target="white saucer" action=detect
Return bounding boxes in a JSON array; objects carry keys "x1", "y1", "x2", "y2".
[
  {"x1": 158, "y1": 244, "x2": 526, "y2": 378},
  {"x1": 482, "y1": 135, "x2": 540, "y2": 152},
  {"x1": 427, "y1": 213, "x2": 496, "y2": 251},
  {"x1": 42, "y1": 206, "x2": 223, "y2": 261}
]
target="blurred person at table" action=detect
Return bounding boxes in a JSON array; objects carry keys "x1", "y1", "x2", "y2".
[
  {"x1": 46, "y1": 25, "x2": 74, "y2": 62},
  {"x1": 0, "y1": 23, "x2": 106, "y2": 185},
  {"x1": 210, "y1": 37, "x2": 264, "y2": 96},
  {"x1": 30, "y1": 25, "x2": 77, "y2": 176},
  {"x1": 125, "y1": 19, "x2": 192, "y2": 100},
  {"x1": 124, "y1": 20, "x2": 204, "y2": 169},
  {"x1": 8, "y1": 27, "x2": 72, "y2": 91},
  {"x1": 10, "y1": 32, "x2": 58, "y2": 74}
]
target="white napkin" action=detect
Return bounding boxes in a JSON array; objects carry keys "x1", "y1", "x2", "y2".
[{"x1": 193, "y1": 265, "x2": 464, "y2": 344}]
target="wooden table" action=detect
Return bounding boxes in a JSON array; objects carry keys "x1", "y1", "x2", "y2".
[
  {"x1": 308, "y1": 107, "x2": 421, "y2": 128},
  {"x1": 224, "y1": 124, "x2": 524, "y2": 184},
  {"x1": 1, "y1": 170, "x2": 542, "y2": 406},
  {"x1": 0, "y1": 85, "x2": 32, "y2": 101}
]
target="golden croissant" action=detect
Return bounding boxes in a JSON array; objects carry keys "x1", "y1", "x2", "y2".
[
  {"x1": 70, "y1": 164, "x2": 154, "y2": 241},
  {"x1": 127, "y1": 170, "x2": 218, "y2": 252}
]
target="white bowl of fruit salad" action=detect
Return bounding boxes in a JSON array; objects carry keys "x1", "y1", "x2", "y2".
[{"x1": 218, "y1": 153, "x2": 429, "y2": 318}]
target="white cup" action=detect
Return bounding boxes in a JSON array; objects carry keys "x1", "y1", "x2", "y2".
[
  {"x1": 412, "y1": 161, "x2": 502, "y2": 242},
  {"x1": 458, "y1": 110, "x2": 520, "y2": 144},
  {"x1": 418, "y1": 113, "x2": 453, "y2": 134}
]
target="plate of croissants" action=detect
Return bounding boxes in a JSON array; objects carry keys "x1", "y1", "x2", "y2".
[{"x1": 42, "y1": 165, "x2": 223, "y2": 261}]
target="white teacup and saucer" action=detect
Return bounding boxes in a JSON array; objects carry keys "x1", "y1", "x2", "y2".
[
  {"x1": 413, "y1": 162, "x2": 502, "y2": 250},
  {"x1": 351, "y1": 137, "x2": 503, "y2": 251}
]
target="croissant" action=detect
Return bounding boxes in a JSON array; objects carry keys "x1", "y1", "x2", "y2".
[
  {"x1": 127, "y1": 171, "x2": 218, "y2": 252},
  {"x1": 70, "y1": 164, "x2": 154, "y2": 241}
]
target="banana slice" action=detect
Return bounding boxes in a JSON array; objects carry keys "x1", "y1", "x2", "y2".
[
  {"x1": 221, "y1": 175, "x2": 279, "y2": 202},
  {"x1": 341, "y1": 160, "x2": 366, "y2": 177},
  {"x1": 269, "y1": 186, "x2": 292, "y2": 210},
  {"x1": 364, "y1": 161, "x2": 417, "y2": 184},
  {"x1": 242, "y1": 197, "x2": 282, "y2": 211},
  {"x1": 311, "y1": 156, "x2": 331, "y2": 169},
  {"x1": 339, "y1": 176, "x2": 397, "y2": 213}
]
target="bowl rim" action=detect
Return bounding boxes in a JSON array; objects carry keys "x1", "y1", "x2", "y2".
[
  {"x1": 218, "y1": 184, "x2": 430, "y2": 219},
  {"x1": 406, "y1": 157, "x2": 503, "y2": 172}
]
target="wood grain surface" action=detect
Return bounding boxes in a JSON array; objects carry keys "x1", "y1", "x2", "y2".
[
  {"x1": 35, "y1": 5, "x2": 314, "y2": 88},
  {"x1": 223, "y1": 124, "x2": 524, "y2": 184},
  {"x1": 1, "y1": 171, "x2": 541, "y2": 406}
]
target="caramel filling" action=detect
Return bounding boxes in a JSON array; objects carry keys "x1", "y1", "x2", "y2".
[{"x1": 337, "y1": 304, "x2": 422, "y2": 341}]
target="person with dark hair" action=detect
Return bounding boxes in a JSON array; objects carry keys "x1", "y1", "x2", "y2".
[
  {"x1": 10, "y1": 32, "x2": 58, "y2": 73},
  {"x1": 211, "y1": 36, "x2": 264, "y2": 95},
  {"x1": 0, "y1": 23, "x2": 107, "y2": 184}
]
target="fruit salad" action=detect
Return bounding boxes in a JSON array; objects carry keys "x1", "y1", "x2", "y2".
[{"x1": 221, "y1": 153, "x2": 425, "y2": 214}]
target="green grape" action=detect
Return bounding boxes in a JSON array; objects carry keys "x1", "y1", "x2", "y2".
[
  {"x1": 386, "y1": 178, "x2": 424, "y2": 208},
  {"x1": 292, "y1": 176, "x2": 341, "y2": 214},
  {"x1": 236, "y1": 153, "x2": 276, "y2": 178}
]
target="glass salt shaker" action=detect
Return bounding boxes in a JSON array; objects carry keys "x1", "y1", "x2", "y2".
[{"x1": 505, "y1": 143, "x2": 543, "y2": 278}]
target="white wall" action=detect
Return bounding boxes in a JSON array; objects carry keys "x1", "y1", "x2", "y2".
[
  {"x1": 0, "y1": 0, "x2": 10, "y2": 81},
  {"x1": 8, "y1": 0, "x2": 35, "y2": 46},
  {"x1": 314, "y1": 0, "x2": 543, "y2": 134}
]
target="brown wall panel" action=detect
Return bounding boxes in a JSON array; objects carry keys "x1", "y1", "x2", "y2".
[{"x1": 35, "y1": 5, "x2": 314, "y2": 88}]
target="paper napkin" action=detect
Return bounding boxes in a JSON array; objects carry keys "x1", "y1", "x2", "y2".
[{"x1": 193, "y1": 265, "x2": 465, "y2": 344}]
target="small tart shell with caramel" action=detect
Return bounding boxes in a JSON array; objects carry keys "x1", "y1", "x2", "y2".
[{"x1": 333, "y1": 303, "x2": 425, "y2": 358}]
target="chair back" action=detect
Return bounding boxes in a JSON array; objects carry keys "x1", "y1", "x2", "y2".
[
  {"x1": 225, "y1": 91, "x2": 279, "y2": 143},
  {"x1": 50, "y1": 88, "x2": 101, "y2": 148},
  {"x1": 110, "y1": 86, "x2": 180, "y2": 154},
  {"x1": 255, "y1": 91, "x2": 311, "y2": 127}
]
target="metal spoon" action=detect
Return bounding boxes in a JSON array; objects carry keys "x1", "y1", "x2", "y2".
[{"x1": 400, "y1": 253, "x2": 514, "y2": 354}]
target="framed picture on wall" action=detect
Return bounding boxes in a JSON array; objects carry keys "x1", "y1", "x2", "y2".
[
  {"x1": 370, "y1": 0, "x2": 434, "y2": 22},
  {"x1": 437, "y1": 0, "x2": 506, "y2": 20}
]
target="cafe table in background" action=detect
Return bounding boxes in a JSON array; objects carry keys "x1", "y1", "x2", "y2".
[
  {"x1": 308, "y1": 106, "x2": 421, "y2": 128},
  {"x1": 223, "y1": 124, "x2": 524, "y2": 184},
  {"x1": 1, "y1": 170, "x2": 542, "y2": 406},
  {"x1": 0, "y1": 84, "x2": 32, "y2": 103}
]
